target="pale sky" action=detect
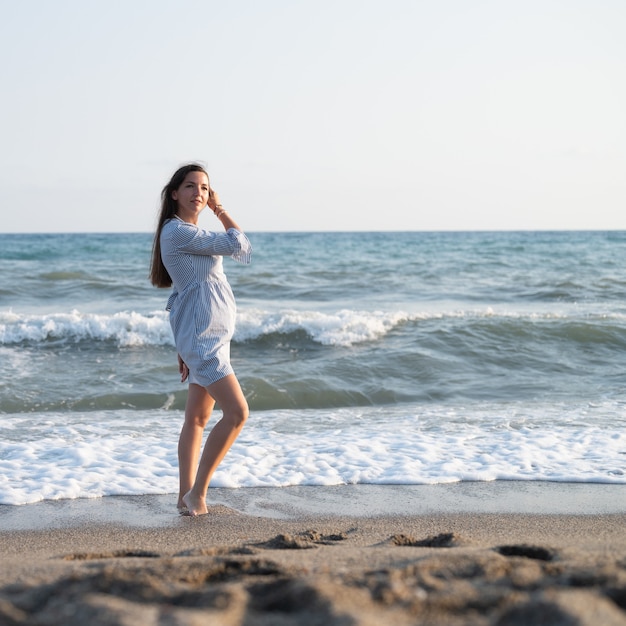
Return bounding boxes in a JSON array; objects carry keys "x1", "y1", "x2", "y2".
[{"x1": 1, "y1": 0, "x2": 624, "y2": 233}]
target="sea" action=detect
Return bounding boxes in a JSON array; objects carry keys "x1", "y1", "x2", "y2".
[{"x1": 1, "y1": 230, "x2": 626, "y2": 506}]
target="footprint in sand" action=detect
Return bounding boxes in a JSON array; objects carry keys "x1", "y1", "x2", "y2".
[
  {"x1": 388, "y1": 532, "x2": 465, "y2": 548},
  {"x1": 256, "y1": 530, "x2": 350, "y2": 550},
  {"x1": 495, "y1": 544, "x2": 556, "y2": 561}
]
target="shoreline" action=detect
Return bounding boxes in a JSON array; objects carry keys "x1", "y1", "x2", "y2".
[
  {"x1": 2, "y1": 481, "x2": 626, "y2": 532},
  {"x1": 2, "y1": 483, "x2": 626, "y2": 624}
]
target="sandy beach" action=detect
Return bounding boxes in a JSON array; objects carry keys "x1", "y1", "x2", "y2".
[{"x1": 2, "y1": 483, "x2": 626, "y2": 625}]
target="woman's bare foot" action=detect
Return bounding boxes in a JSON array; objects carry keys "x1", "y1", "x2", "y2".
[
  {"x1": 182, "y1": 490, "x2": 208, "y2": 516},
  {"x1": 176, "y1": 496, "x2": 188, "y2": 515}
]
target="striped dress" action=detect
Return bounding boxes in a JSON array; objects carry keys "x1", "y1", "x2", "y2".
[{"x1": 160, "y1": 216, "x2": 252, "y2": 387}]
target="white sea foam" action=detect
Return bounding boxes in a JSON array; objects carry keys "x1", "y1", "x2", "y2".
[
  {"x1": 2, "y1": 402, "x2": 625, "y2": 506},
  {"x1": 2, "y1": 306, "x2": 616, "y2": 348},
  {"x1": 236, "y1": 308, "x2": 412, "y2": 346},
  {"x1": 0, "y1": 310, "x2": 174, "y2": 347},
  {"x1": 0, "y1": 308, "x2": 415, "y2": 347}
]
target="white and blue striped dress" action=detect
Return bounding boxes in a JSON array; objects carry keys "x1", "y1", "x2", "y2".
[{"x1": 160, "y1": 216, "x2": 252, "y2": 387}]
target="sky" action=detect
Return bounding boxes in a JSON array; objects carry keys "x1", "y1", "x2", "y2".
[{"x1": 1, "y1": 0, "x2": 625, "y2": 233}]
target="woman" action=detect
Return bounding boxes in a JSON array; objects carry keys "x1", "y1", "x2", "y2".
[{"x1": 150, "y1": 163, "x2": 252, "y2": 516}]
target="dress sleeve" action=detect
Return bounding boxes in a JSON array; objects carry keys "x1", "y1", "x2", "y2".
[
  {"x1": 170, "y1": 223, "x2": 252, "y2": 264},
  {"x1": 225, "y1": 228, "x2": 252, "y2": 264}
]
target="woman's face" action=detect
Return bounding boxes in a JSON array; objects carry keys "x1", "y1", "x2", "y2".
[{"x1": 172, "y1": 171, "x2": 209, "y2": 215}]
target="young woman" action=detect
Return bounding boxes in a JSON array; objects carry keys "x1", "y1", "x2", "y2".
[{"x1": 150, "y1": 163, "x2": 252, "y2": 516}]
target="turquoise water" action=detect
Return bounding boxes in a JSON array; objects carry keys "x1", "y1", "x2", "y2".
[{"x1": 1, "y1": 230, "x2": 626, "y2": 504}]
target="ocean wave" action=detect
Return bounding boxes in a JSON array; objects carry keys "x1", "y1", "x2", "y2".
[
  {"x1": 236, "y1": 308, "x2": 413, "y2": 346},
  {"x1": 0, "y1": 310, "x2": 174, "y2": 347},
  {"x1": 0, "y1": 308, "x2": 416, "y2": 348},
  {"x1": 2, "y1": 307, "x2": 626, "y2": 348},
  {"x1": 0, "y1": 308, "x2": 407, "y2": 348}
]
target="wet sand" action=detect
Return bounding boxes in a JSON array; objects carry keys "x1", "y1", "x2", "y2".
[{"x1": 2, "y1": 483, "x2": 626, "y2": 625}]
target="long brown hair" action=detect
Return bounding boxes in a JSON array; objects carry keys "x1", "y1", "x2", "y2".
[{"x1": 149, "y1": 163, "x2": 209, "y2": 287}]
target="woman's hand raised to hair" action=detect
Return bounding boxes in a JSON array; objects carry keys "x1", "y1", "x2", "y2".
[{"x1": 208, "y1": 188, "x2": 222, "y2": 213}]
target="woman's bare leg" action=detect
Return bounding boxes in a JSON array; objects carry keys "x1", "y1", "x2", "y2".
[
  {"x1": 182, "y1": 374, "x2": 248, "y2": 516},
  {"x1": 177, "y1": 383, "x2": 215, "y2": 509}
]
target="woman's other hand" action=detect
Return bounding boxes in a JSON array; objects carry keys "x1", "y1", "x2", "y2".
[{"x1": 178, "y1": 354, "x2": 189, "y2": 383}]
